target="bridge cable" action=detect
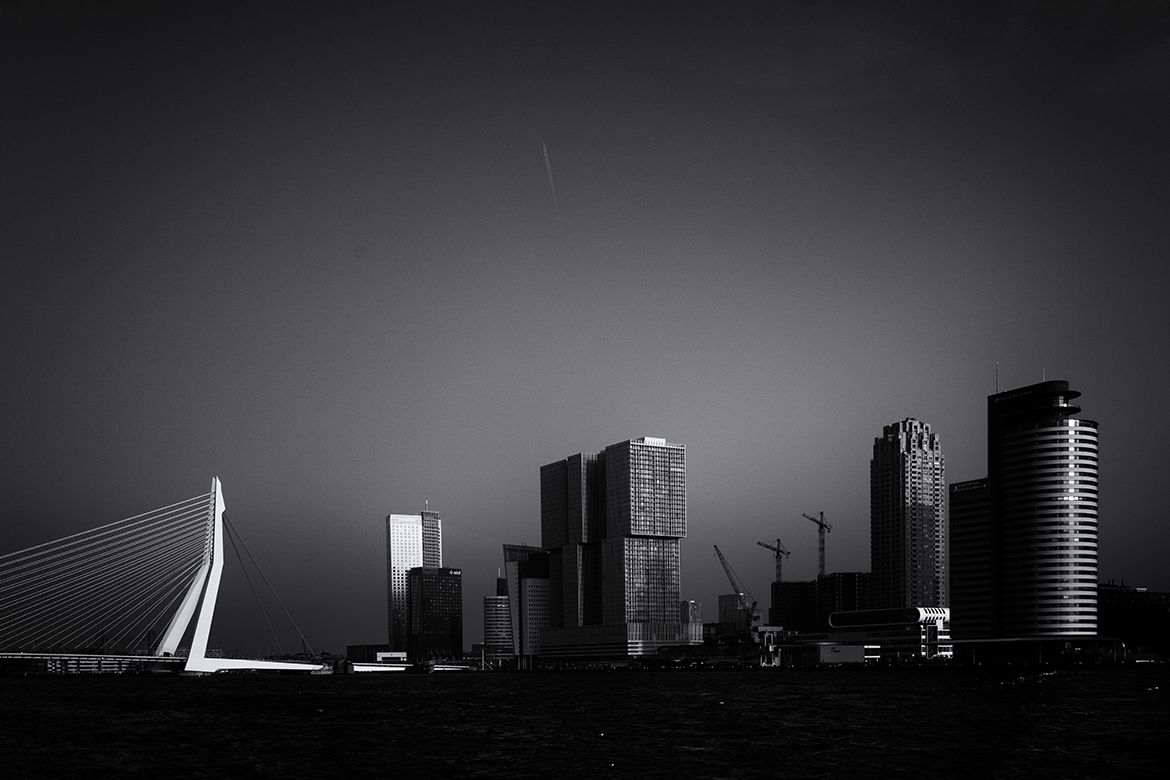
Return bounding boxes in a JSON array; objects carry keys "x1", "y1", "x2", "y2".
[
  {"x1": 222, "y1": 514, "x2": 314, "y2": 656},
  {"x1": 0, "y1": 491, "x2": 213, "y2": 653},
  {"x1": 223, "y1": 518, "x2": 284, "y2": 656}
]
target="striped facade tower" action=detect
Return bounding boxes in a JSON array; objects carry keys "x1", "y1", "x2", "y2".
[
  {"x1": 950, "y1": 380, "x2": 1099, "y2": 639},
  {"x1": 989, "y1": 381, "x2": 1099, "y2": 637}
]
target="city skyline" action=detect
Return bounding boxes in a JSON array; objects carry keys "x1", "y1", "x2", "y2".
[{"x1": 4, "y1": 4, "x2": 1169, "y2": 653}]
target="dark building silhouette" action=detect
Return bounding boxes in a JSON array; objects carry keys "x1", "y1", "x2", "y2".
[
  {"x1": 345, "y1": 644, "x2": 389, "y2": 663},
  {"x1": 771, "y1": 580, "x2": 818, "y2": 632},
  {"x1": 949, "y1": 381, "x2": 1099, "y2": 640},
  {"x1": 1097, "y1": 580, "x2": 1170, "y2": 658},
  {"x1": 949, "y1": 479, "x2": 991, "y2": 638},
  {"x1": 770, "y1": 573, "x2": 870, "y2": 633},
  {"x1": 407, "y1": 566, "x2": 462, "y2": 662},
  {"x1": 540, "y1": 452, "x2": 605, "y2": 628},
  {"x1": 817, "y1": 572, "x2": 870, "y2": 631}
]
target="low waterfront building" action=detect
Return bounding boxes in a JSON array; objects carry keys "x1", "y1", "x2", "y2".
[
  {"x1": 1097, "y1": 580, "x2": 1170, "y2": 659},
  {"x1": 827, "y1": 606, "x2": 952, "y2": 662}
]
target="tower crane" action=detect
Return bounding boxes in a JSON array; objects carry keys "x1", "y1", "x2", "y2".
[
  {"x1": 757, "y1": 538, "x2": 791, "y2": 583},
  {"x1": 713, "y1": 545, "x2": 760, "y2": 637},
  {"x1": 802, "y1": 511, "x2": 832, "y2": 578}
]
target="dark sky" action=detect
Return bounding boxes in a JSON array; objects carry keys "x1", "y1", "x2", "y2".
[{"x1": 4, "y1": 2, "x2": 1169, "y2": 654}]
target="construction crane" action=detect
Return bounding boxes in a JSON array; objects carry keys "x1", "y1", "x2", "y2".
[
  {"x1": 713, "y1": 545, "x2": 759, "y2": 635},
  {"x1": 802, "y1": 511, "x2": 832, "y2": 577},
  {"x1": 757, "y1": 538, "x2": 791, "y2": 583}
]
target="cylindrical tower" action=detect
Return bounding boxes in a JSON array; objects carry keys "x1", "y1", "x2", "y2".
[{"x1": 990, "y1": 381, "x2": 1098, "y2": 637}]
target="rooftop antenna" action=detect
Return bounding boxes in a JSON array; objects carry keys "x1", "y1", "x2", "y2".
[
  {"x1": 995, "y1": 362, "x2": 999, "y2": 393},
  {"x1": 425, "y1": 498, "x2": 429, "y2": 512},
  {"x1": 1043, "y1": 367, "x2": 1046, "y2": 382}
]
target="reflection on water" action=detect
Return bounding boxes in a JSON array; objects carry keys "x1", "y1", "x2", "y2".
[{"x1": 1, "y1": 668, "x2": 1166, "y2": 779}]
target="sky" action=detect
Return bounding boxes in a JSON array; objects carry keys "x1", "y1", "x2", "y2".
[{"x1": 4, "y1": 2, "x2": 1169, "y2": 655}]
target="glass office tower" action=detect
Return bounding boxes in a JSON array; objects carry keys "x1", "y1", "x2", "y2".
[{"x1": 386, "y1": 509, "x2": 442, "y2": 653}]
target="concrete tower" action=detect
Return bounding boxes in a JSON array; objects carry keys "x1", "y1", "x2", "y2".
[{"x1": 870, "y1": 418, "x2": 947, "y2": 610}]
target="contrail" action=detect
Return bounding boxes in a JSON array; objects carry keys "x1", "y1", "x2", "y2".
[{"x1": 543, "y1": 142, "x2": 559, "y2": 215}]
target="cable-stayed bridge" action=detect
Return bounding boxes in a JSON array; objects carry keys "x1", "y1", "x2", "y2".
[{"x1": 0, "y1": 478, "x2": 326, "y2": 674}]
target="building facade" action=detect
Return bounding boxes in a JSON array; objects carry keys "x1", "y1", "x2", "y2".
[
  {"x1": 870, "y1": 418, "x2": 947, "y2": 610},
  {"x1": 770, "y1": 579, "x2": 819, "y2": 633},
  {"x1": 817, "y1": 572, "x2": 870, "y2": 631},
  {"x1": 948, "y1": 478, "x2": 991, "y2": 639},
  {"x1": 679, "y1": 599, "x2": 703, "y2": 625},
  {"x1": 386, "y1": 509, "x2": 442, "y2": 653},
  {"x1": 828, "y1": 607, "x2": 953, "y2": 662},
  {"x1": 949, "y1": 380, "x2": 1099, "y2": 639},
  {"x1": 1097, "y1": 580, "x2": 1170, "y2": 657},
  {"x1": 482, "y1": 574, "x2": 514, "y2": 666},
  {"x1": 406, "y1": 566, "x2": 462, "y2": 662},
  {"x1": 538, "y1": 437, "x2": 700, "y2": 663},
  {"x1": 718, "y1": 594, "x2": 747, "y2": 633},
  {"x1": 502, "y1": 544, "x2": 551, "y2": 668}
]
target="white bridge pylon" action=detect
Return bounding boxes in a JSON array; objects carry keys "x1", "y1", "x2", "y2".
[
  {"x1": 0, "y1": 478, "x2": 324, "y2": 674},
  {"x1": 167, "y1": 478, "x2": 324, "y2": 674}
]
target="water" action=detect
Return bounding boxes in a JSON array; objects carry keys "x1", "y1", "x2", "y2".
[{"x1": 2, "y1": 667, "x2": 1166, "y2": 779}]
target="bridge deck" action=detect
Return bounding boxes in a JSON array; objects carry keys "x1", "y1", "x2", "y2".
[{"x1": 0, "y1": 652, "x2": 326, "y2": 674}]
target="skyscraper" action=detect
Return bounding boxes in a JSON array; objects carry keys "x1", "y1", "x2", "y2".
[
  {"x1": 502, "y1": 544, "x2": 550, "y2": 668},
  {"x1": 869, "y1": 418, "x2": 947, "y2": 610},
  {"x1": 949, "y1": 380, "x2": 1099, "y2": 639},
  {"x1": 385, "y1": 508, "x2": 442, "y2": 654},
  {"x1": 482, "y1": 576, "x2": 514, "y2": 664},
  {"x1": 948, "y1": 478, "x2": 991, "y2": 638},
  {"x1": 406, "y1": 566, "x2": 462, "y2": 662},
  {"x1": 538, "y1": 437, "x2": 700, "y2": 663},
  {"x1": 600, "y1": 437, "x2": 686, "y2": 626}
]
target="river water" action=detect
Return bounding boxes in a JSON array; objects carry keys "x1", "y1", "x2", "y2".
[{"x1": 2, "y1": 667, "x2": 1166, "y2": 778}]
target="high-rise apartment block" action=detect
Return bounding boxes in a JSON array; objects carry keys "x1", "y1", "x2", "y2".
[
  {"x1": 538, "y1": 437, "x2": 700, "y2": 663},
  {"x1": 386, "y1": 508, "x2": 442, "y2": 653},
  {"x1": 949, "y1": 380, "x2": 1099, "y2": 639},
  {"x1": 870, "y1": 418, "x2": 947, "y2": 610}
]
